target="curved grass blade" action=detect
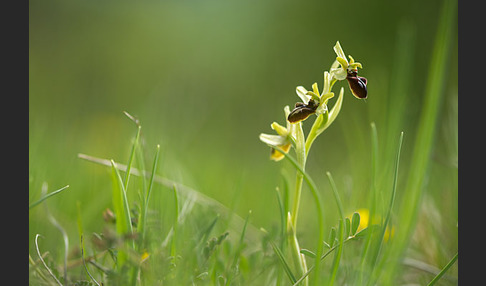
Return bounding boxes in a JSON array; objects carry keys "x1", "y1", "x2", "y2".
[
  {"x1": 35, "y1": 234, "x2": 63, "y2": 286},
  {"x1": 29, "y1": 185, "x2": 69, "y2": 210},
  {"x1": 42, "y1": 189, "x2": 69, "y2": 282}
]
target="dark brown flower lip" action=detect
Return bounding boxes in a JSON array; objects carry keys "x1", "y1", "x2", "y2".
[
  {"x1": 287, "y1": 99, "x2": 319, "y2": 123},
  {"x1": 346, "y1": 71, "x2": 368, "y2": 99}
]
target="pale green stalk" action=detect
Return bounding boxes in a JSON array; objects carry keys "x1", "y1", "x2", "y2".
[
  {"x1": 273, "y1": 143, "x2": 325, "y2": 286},
  {"x1": 290, "y1": 121, "x2": 306, "y2": 228},
  {"x1": 289, "y1": 121, "x2": 308, "y2": 284}
]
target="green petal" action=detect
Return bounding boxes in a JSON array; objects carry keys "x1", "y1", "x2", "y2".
[
  {"x1": 296, "y1": 86, "x2": 311, "y2": 103},
  {"x1": 259, "y1": 133, "x2": 287, "y2": 146},
  {"x1": 333, "y1": 41, "x2": 347, "y2": 61},
  {"x1": 312, "y1": 82, "x2": 320, "y2": 95},
  {"x1": 336, "y1": 57, "x2": 348, "y2": 69},
  {"x1": 271, "y1": 122, "x2": 288, "y2": 136}
]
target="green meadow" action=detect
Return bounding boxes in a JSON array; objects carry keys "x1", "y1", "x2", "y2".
[{"x1": 29, "y1": 0, "x2": 457, "y2": 285}]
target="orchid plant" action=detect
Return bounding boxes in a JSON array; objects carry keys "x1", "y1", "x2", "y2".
[{"x1": 259, "y1": 41, "x2": 367, "y2": 284}]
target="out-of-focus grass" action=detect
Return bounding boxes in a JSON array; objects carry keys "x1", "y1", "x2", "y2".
[{"x1": 29, "y1": 0, "x2": 457, "y2": 284}]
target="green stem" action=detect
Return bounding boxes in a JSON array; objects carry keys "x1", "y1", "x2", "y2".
[
  {"x1": 290, "y1": 121, "x2": 306, "y2": 229},
  {"x1": 427, "y1": 252, "x2": 458, "y2": 286},
  {"x1": 289, "y1": 122, "x2": 308, "y2": 285}
]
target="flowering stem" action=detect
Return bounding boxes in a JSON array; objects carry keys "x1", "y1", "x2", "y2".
[
  {"x1": 289, "y1": 121, "x2": 309, "y2": 284},
  {"x1": 290, "y1": 121, "x2": 306, "y2": 228}
]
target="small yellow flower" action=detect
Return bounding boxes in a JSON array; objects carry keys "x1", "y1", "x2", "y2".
[
  {"x1": 259, "y1": 106, "x2": 296, "y2": 161},
  {"x1": 140, "y1": 251, "x2": 150, "y2": 263}
]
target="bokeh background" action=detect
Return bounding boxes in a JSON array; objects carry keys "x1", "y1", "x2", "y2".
[{"x1": 29, "y1": 0, "x2": 457, "y2": 280}]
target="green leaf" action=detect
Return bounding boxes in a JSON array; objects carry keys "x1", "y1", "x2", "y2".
[
  {"x1": 328, "y1": 227, "x2": 336, "y2": 248},
  {"x1": 344, "y1": 217, "x2": 351, "y2": 238},
  {"x1": 351, "y1": 212, "x2": 361, "y2": 236},
  {"x1": 300, "y1": 249, "x2": 316, "y2": 259}
]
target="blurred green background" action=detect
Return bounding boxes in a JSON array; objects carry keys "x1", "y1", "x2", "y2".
[{"x1": 29, "y1": 0, "x2": 457, "y2": 276}]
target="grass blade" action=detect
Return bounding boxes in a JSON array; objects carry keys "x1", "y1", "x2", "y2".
[
  {"x1": 138, "y1": 144, "x2": 161, "y2": 245},
  {"x1": 426, "y1": 252, "x2": 458, "y2": 286},
  {"x1": 110, "y1": 159, "x2": 134, "y2": 268},
  {"x1": 170, "y1": 184, "x2": 179, "y2": 258},
  {"x1": 123, "y1": 114, "x2": 142, "y2": 191},
  {"x1": 367, "y1": 132, "x2": 404, "y2": 285},
  {"x1": 29, "y1": 184, "x2": 69, "y2": 209},
  {"x1": 111, "y1": 160, "x2": 133, "y2": 236},
  {"x1": 270, "y1": 240, "x2": 297, "y2": 284}
]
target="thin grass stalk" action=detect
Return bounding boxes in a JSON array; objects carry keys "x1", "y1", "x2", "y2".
[
  {"x1": 45, "y1": 206, "x2": 69, "y2": 282},
  {"x1": 170, "y1": 184, "x2": 179, "y2": 258},
  {"x1": 29, "y1": 185, "x2": 70, "y2": 210},
  {"x1": 35, "y1": 234, "x2": 63, "y2": 286},
  {"x1": 358, "y1": 122, "x2": 379, "y2": 284},
  {"x1": 138, "y1": 144, "x2": 161, "y2": 246},
  {"x1": 38, "y1": 182, "x2": 69, "y2": 283},
  {"x1": 123, "y1": 124, "x2": 141, "y2": 192},
  {"x1": 367, "y1": 132, "x2": 404, "y2": 285},
  {"x1": 426, "y1": 252, "x2": 458, "y2": 286}
]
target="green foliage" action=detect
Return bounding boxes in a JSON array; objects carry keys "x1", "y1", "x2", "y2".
[{"x1": 29, "y1": 0, "x2": 457, "y2": 284}]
